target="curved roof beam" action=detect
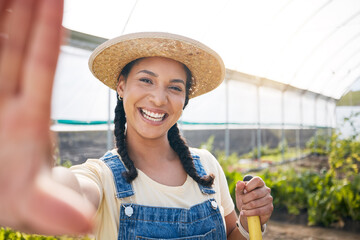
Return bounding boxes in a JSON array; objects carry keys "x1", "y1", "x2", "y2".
[
  {"x1": 311, "y1": 30, "x2": 360, "y2": 85},
  {"x1": 289, "y1": 9, "x2": 360, "y2": 86},
  {"x1": 328, "y1": 60, "x2": 360, "y2": 98},
  {"x1": 278, "y1": 0, "x2": 333, "y2": 55},
  {"x1": 319, "y1": 44, "x2": 360, "y2": 89}
]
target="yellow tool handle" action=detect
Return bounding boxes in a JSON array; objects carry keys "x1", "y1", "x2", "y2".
[
  {"x1": 243, "y1": 175, "x2": 263, "y2": 240},
  {"x1": 247, "y1": 216, "x2": 262, "y2": 240}
]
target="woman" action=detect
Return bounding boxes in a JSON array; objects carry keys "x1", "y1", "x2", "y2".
[{"x1": 0, "y1": 0, "x2": 273, "y2": 239}]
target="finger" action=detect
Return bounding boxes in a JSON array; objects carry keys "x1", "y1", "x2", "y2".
[
  {"x1": 242, "y1": 194, "x2": 273, "y2": 211},
  {"x1": 22, "y1": 0, "x2": 63, "y2": 117},
  {"x1": 236, "y1": 180, "x2": 246, "y2": 194},
  {"x1": 244, "y1": 176, "x2": 265, "y2": 192},
  {"x1": 242, "y1": 186, "x2": 271, "y2": 204},
  {"x1": 241, "y1": 203, "x2": 274, "y2": 218},
  {"x1": 0, "y1": 0, "x2": 36, "y2": 95}
]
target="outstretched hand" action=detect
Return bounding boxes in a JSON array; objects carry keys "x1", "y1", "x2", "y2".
[
  {"x1": 0, "y1": 0, "x2": 94, "y2": 235},
  {"x1": 235, "y1": 176, "x2": 273, "y2": 230}
]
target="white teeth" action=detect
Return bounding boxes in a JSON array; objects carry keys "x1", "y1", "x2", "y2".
[
  {"x1": 143, "y1": 114, "x2": 163, "y2": 122},
  {"x1": 141, "y1": 109, "x2": 165, "y2": 122}
]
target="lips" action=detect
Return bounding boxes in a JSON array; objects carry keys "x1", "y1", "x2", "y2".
[{"x1": 140, "y1": 108, "x2": 167, "y2": 122}]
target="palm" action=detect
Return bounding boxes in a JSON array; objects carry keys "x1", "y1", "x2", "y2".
[{"x1": 0, "y1": 0, "x2": 93, "y2": 235}]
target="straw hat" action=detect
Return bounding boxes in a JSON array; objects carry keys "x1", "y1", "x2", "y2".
[{"x1": 88, "y1": 32, "x2": 225, "y2": 98}]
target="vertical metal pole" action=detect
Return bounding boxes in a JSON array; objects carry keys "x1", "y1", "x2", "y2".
[
  {"x1": 252, "y1": 129, "x2": 256, "y2": 159},
  {"x1": 107, "y1": 88, "x2": 112, "y2": 150},
  {"x1": 225, "y1": 78, "x2": 230, "y2": 159},
  {"x1": 325, "y1": 99, "x2": 330, "y2": 152},
  {"x1": 256, "y1": 85, "x2": 261, "y2": 161},
  {"x1": 282, "y1": 93, "x2": 285, "y2": 161},
  {"x1": 299, "y1": 91, "x2": 304, "y2": 158},
  {"x1": 296, "y1": 126, "x2": 300, "y2": 159},
  {"x1": 314, "y1": 96, "x2": 318, "y2": 153}
]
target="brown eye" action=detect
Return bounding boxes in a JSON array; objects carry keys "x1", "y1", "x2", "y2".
[
  {"x1": 170, "y1": 86, "x2": 182, "y2": 92},
  {"x1": 140, "y1": 78, "x2": 152, "y2": 84}
]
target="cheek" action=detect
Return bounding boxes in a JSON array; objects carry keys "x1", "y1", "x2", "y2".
[
  {"x1": 173, "y1": 97, "x2": 186, "y2": 116},
  {"x1": 121, "y1": 95, "x2": 135, "y2": 117}
]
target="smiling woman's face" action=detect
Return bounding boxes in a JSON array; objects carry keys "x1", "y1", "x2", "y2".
[{"x1": 117, "y1": 57, "x2": 187, "y2": 141}]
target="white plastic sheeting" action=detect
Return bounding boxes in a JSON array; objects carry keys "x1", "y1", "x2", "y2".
[
  {"x1": 52, "y1": 0, "x2": 360, "y2": 130},
  {"x1": 52, "y1": 46, "x2": 116, "y2": 125},
  {"x1": 51, "y1": 46, "x2": 337, "y2": 130},
  {"x1": 62, "y1": 0, "x2": 360, "y2": 100},
  {"x1": 180, "y1": 79, "x2": 337, "y2": 129}
]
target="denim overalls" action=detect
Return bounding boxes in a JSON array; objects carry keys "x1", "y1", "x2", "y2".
[{"x1": 101, "y1": 151, "x2": 227, "y2": 239}]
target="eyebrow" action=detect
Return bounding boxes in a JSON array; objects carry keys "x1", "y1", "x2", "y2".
[
  {"x1": 170, "y1": 79, "x2": 186, "y2": 86},
  {"x1": 137, "y1": 70, "x2": 186, "y2": 86},
  {"x1": 137, "y1": 70, "x2": 158, "y2": 77}
]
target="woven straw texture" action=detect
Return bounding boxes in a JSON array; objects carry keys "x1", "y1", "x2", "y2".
[{"x1": 89, "y1": 32, "x2": 225, "y2": 98}]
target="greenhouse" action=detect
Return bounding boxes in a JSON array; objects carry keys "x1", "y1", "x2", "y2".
[
  {"x1": 52, "y1": 0, "x2": 360, "y2": 163},
  {"x1": 1, "y1": 0, "x2": 360, "y2": 239}
]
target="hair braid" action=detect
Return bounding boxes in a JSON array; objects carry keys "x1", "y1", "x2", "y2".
[
  {"x1": 114, "y1": 97, "x2": 138, "y2": 182},
  {"x1": 168, "y1": 123, "x2": 214, "y2": 187}
]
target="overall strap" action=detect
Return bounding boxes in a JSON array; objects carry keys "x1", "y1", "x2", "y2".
[
  {"x1": 100, "y1": 151, "x2": 135, "y2": 198},
  {"x1": 191, "y1": 152, "x2": 216, "y2": 195}
]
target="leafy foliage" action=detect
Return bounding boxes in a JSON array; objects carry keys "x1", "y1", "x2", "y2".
[
  {"x1": 328, "y1": 113, "x2": 360, "y2": 179},
  {"x1": 0, "y1": 228, "x2": 93, "y2": 240},
  {"x1": 223, "y1": 166, "x2": 360, "y2": 227},
  {"x1": 306, "y1": 129, "x2": 332, "y2": 156},
  {"x1": 220, "y1": 112, "x2": 360, "y2": 228}
]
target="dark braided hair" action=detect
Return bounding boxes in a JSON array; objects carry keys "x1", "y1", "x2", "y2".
[
  {"x1": 167, "y1": 123, "x2": 214, "y2": 187},
  {"x1": 114, "y1": 58, "x2": 214, "y2": 187}
]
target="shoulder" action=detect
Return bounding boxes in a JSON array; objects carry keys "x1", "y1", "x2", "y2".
[
  {"x1": 189, "y1": 147, "x2": 222, "y2": 175},
  {"x1": 189, "y1": 147, "x2": 215, "y2": 159},
  {"x1": 70, "y1": 157, "x2": 109, "y2": 176}
]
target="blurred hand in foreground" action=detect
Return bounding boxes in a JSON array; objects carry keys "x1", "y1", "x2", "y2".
[{"x1": 0, "y1": 0, "x2": 94, "y2": 235}]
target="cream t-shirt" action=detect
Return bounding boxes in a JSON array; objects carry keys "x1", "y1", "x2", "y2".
[{"x1": 70, "y1": 148, "x2": 234, "y2": 240}]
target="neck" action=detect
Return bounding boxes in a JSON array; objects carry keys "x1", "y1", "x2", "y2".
[{"x1": 125, "y1": 130, "x2": 176, "y2": 167}]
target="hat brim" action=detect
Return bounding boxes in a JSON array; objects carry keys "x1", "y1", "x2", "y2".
[{"x1": 88, "y1": 32, "x2": 225, "y2": 98}]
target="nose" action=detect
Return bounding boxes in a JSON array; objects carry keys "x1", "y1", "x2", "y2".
[{"x1": 149, "y1": 87, "x2": 168, "y2": 106}]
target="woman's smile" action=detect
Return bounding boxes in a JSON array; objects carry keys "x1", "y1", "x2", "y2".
[{"x1": 139, "y1": 108, "x2": 168, "y2": 123}]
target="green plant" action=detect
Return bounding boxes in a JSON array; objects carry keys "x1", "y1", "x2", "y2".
[
  {"x1": 0, "y1": 228, "x2": 94, "y2": 240},
  {"x1": 277, "y1": 139, "x2": 288, "y2": 154},
  {"x1": 200, "y1": 135, "x2": 215, "y2": 153},
  {"x1": 329, "y1": 136, "x2": 360, "y2": 179},
  {"x1": 223, "y1": 161, "x2": 360, "y2": 227},
  {"x1": 0, "y1": 228, "x2": 56, "y2": 240},
  {"x1": 206, "y1": 124, "x2": 360, "y2": 228},
  {"x1": 223, "y1": 169, "x2": 243, "y2": 206},
  {"x1": 60, "y1": 160, "x2": 73, "y2": 168},
  {"x1": 306, "y1": 130, "x2": 332, "y2": 156},
  {"x1": 216, "y1": 150, "x2": 240, "y2": 172},
  {"x1": 261, "y1": 169, "x2": 318, "y2": 215}
]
